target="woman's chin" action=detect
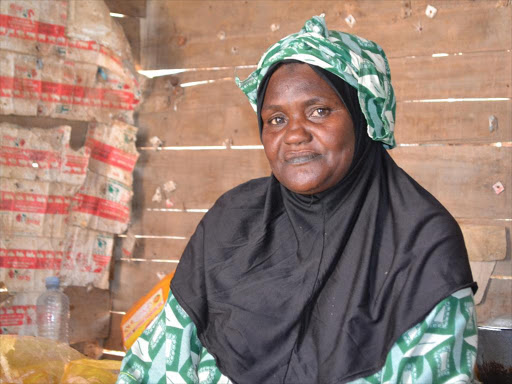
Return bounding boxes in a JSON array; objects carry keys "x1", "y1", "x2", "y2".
[{"x1": 279, "y1": 177, "x2": 326, "y2": 195}]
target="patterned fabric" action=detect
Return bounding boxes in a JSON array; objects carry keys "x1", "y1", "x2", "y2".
[
  {"x1": 117, "y1": 288, "x2": 476, "y2": 384},
  {"x1": 235, "y1": 14, "x2": 396, "y2": 149}
]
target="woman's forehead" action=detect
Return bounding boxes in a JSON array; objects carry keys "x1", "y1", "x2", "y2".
[{"x1": 264, "y1": 63, "x2": 342, "y2": 104}]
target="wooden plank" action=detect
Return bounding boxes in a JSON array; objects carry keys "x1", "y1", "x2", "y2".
[
  {"x1": 116, "y1": 17, "x2": 141, "y2": 66},
  {"x1": 137, "y1": 149, "x2": 271, "y2": 209},
  {"x1": 131, "y1": 212, "x2": 508, "y2": 240},
  {"x1": 395, "y1": 100, "x2": 512, "y2": 144},
  {"x1": 130, "y1": 238, "x2": 188, "y2": 261},
  {"x1": 130, "y1": 211, "x2": 205, "y2": 237},
  {"x1": 104, "y1": 312, "x2": 124, "y2": 352},
  {"x1": 137, "y1": 98, "x2": 512, "y2": 147},
  {"x1": 492, "y1": 258, "x2": 512, "y2": 277},
  {"x1": 0, "y1": 115, "x2": 89, "y2": 150},
  {"x1": 135, "y1": 62, "x2": 511, "y2": 147},
  {"x1": 137, "y1": 78, "x2": 247, "y2": 115},
  {"x1": 114, "y1": 247, "x2": 510, "y2": 324},
  {"x1": 136, "y1": 104, "x2": 259, "y2": 147},
  {"x1": 104, "y1": 0, "x2": 146, "y2": 18},
  {"x1": 128, "y1": 217, "x2": 510, "y2": 261},
  {"x1": 142, "y1": 0, "x2": 511, "y2": 69},
  {"x1": 137, "y1": 146, "x2": 511, "y2": 218},
  {"x1": 111, "y1": 259, "x2": 177, "y2": 312},
  {"x1": 138, "y1": 51, "x2": 511, "y2": 109},
  {"x1": 390, "y1": 146, "x2": 512, "y2": 220},
  {"x1": 390, "y1": 51, "x2": 511, "y2": 101},
  {"x1": 457, "y1": 217, "x2": 512, "y2": 232},
  {"x1": 65, "y1": 286, "x2": 111, "y2": 344},
  {"x1": 461, "y1": 225, "x2": 507, "y2": 261},
  {"x1": 470, "y1": 261, "x2": 496, "y2": 305},
  {"x1": 476, "y1": 278, "x2": 512, "y2": 324}
]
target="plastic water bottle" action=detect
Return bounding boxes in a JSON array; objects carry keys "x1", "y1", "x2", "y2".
[{"x1": 36, "y1": 276, "x2": 70, "y2": 344}]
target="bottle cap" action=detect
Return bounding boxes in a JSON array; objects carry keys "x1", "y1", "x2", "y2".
[{"x1": 45, "y1": 276, "x2": 60, "y2": 288}]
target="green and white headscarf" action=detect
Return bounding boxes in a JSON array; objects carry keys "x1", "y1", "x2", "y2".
[{"x1": 235, "y1": 14, "x2": 396, "y2": 149}]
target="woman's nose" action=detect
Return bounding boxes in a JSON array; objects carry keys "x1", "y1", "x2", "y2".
[{"x1": 284, "y1": 117, "x2": 312, "y2": 145}]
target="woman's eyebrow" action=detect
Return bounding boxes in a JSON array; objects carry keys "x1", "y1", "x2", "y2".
[
  {"x1": 304, "y1": 97, "x2": 328, "y2": 106},
  {"x1": 261, "y1": 104, "x2": 282, "y2": 111},
  {"x1": 262, "y1": 97, "x2": 334, "y2": 111}
]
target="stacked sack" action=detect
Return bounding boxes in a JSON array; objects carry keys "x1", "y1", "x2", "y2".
[{"x1": 0, "y1": 0, "x2": 141, "y2": 336}]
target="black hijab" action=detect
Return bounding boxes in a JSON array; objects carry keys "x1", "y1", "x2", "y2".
[{"x1": 171, "y1": 62, "x2": 476, "y2": 383}]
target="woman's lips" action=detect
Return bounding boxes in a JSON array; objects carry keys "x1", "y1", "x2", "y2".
[{"x1": 284, "y1": 151, "x2": 322, "y2": 164}]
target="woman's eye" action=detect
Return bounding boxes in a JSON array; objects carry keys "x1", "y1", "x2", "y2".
[
  {"x1": 269, "y1": 116, "x2": 286, "y2": 125},
  {"x1": 311, "y1": 108, "x2": 330, "y2": 117}
]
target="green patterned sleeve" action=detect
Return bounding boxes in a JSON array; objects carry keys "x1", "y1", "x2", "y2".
[
  {"x1": 116, "y1": 300, "x2": 169, "y2": 384},
  {"x1": 117, "y1": 292, "x2": 231, "y2": 384},
  {"x1": 352, "y1": 287, "x2": 478, "y2": 384},
  {"x1": 118, "y1": 289, "x2": 476, "y2": 384}
]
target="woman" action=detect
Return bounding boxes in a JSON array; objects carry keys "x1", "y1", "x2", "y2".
[{"x1": 118, "y1": 15, "x2": 477, "y2": 384}]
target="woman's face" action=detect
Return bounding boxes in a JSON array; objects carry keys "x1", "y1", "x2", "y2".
[{"x1": 261, "y1": 64, "x2": 355, "y2": 195}]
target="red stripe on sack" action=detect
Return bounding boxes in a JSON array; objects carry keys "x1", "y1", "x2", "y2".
[
  {"x1": 46, "y1": 195, "x2": 71, "y2": 214},
  {"x1": 1, "y1": 76, "x2": 136, "y2": 110},
  {"x1": 0, "y1": 14, "x2": 66, "y2": 42},
  {"x1": 0, "y1": 191, "x2": 47, "y2": 213},
  {"x1": 0, "y1": 313, "x2": 25, "y2": 327},
  {"x1": 63, "y1": 153, "x2": 90, "y2": 175},
  {"x1": 0, "y1": 146, "x2": 62, "y2": 169},
  {"x1": 0, "y1": 192, "x2": 70, "y2": 214},
  {"x1": 0, "y1": 305, "x2": 36, "y2": 328},
  {"x1": 86, "y1": 138, "x2": 137, "y2": 171},
  {"x1": 0, "y1": 77, "x2": 42, "y2": 98},
  {"x1": 0, "y1": 14, "x2": 127, "y2": 72},
  {"x1": 0, "y1": 146, "x2": 89, "y2": 175},
  {"x1": 0, "y1": 305, "x2": 35, "y2": 315},
  {"x1": 72, "y1": 194, "x2": 129, "y2": 222},
  {"x1": 100, "y1": 45, "x2": 122, "y2": 66},
  {"x1": 0, "y1": 249, "x2": 63, "y2": 270},
  {"x1": 93, "y1": 253, "x2": 111, "y2": 267}
]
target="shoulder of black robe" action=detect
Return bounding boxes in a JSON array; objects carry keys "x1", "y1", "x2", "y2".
[{"x1": 171, "y1": 72, "x2": 476, "y2": 383}]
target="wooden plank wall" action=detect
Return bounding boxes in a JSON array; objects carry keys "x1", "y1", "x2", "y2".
[
  {"x1": 104, "y1": 0, "x2": 146, "y2": 66},
  {"x1": 106, "y1": 0, "x2": 512, "y2": 353}
]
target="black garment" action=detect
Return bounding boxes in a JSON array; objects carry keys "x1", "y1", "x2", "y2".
[{"x1": 171, "y1": 64, "x2": 476, "y2": 384}]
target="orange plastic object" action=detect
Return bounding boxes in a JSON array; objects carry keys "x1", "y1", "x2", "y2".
[{"x1": 121, "y1": 271, "x2": 175, "y2": 350}]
